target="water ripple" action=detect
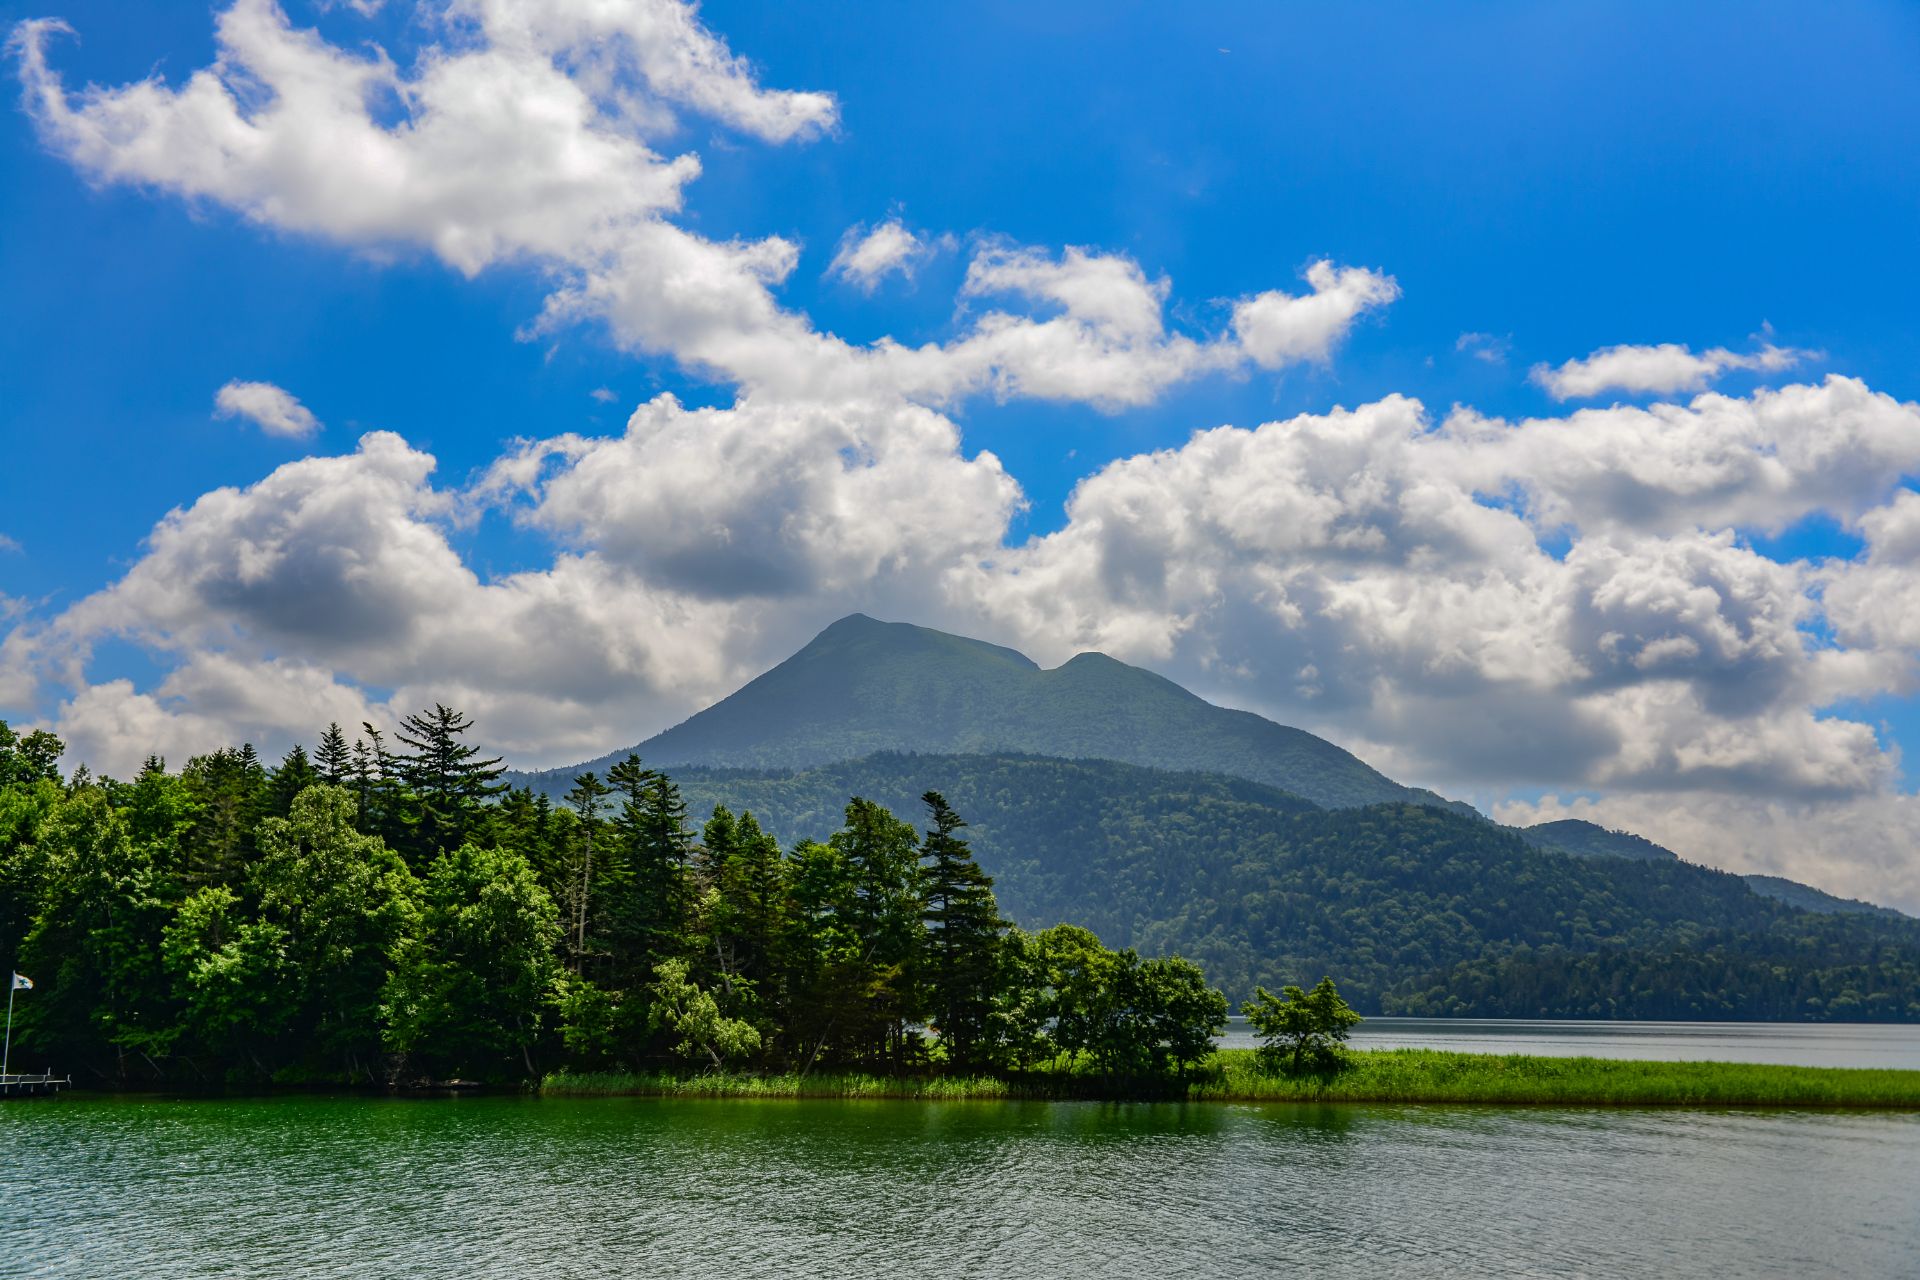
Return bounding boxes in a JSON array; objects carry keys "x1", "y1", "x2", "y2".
[{"x1": 3, "y1": 1096, "x2": 1917, "y2": 1279}]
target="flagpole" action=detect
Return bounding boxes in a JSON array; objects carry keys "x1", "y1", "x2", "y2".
[{"x1": 3, "y1": 979, "x2": 14, "y2": 1080}]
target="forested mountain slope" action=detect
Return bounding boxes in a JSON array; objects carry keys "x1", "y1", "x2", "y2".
[
  {"x1": 606, "y1": 751, "x2": 1920, "y2": 1019},
  {"x1": 1519, "y1": 819, "x2": 1679, "y2": 863},
  {"x1": 1743, "y1": 874, "x2": 1908, "y2": 919},
  {"x1": 518, "y1": 614, "x2": 1468, "y2": 813}
]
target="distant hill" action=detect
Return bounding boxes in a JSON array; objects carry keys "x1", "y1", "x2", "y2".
[
  {"x1": 566, "y1": 750, "x2": 1920, "y2": 1018},
  {"x1": 1518, "y1": 822, "x2": 1904, "y2": 920},
  {"x1": 1744, "y1": 874, "x2": 1909, "y2": 919},
  {"x1": 517, "y1": 613, "x2": 1470, "y2": 813},
  {"x1": 1520, "y1": 819, "x2": 1680, "y2": 863}
]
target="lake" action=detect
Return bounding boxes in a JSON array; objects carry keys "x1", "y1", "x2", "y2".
[
  {"x1": 5, "y1": 1092, "x2": 1918, "y2": 1278},
  {"x1": 8, "y1": 1018, "x2": 1920, "y2": 1278}
]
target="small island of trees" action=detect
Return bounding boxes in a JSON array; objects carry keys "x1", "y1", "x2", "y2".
[
  {"x1": 9, "y1": 712, "x2": 1920, "y2": 1110},
  {"x1": 1, "y1": 708, "x2": 1358, "y2": 1093}
]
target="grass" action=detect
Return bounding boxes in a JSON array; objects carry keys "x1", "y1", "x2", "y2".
[
  {"x1": 540, "y1": 1070, "x2": 1016, "y2": 1100},
  {"x1": 1193, "y1": 1048, "x2": 1920, "y2": 1108},
  {"x1": 542, "y1": 1048, "x2": 1920, "y2": 1109}
]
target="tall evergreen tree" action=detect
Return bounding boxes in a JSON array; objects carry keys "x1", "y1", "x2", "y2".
[
  {"x1": 394, "y1": 705, "x2": 505, "y2": 860},
  {"x1": 561, "y1": 771, "x2": 612, "y2": 974},
  {"x1": 705, "y1": 807, "x2": 787, "y2": 1003},
  {"x1": 917, "y1": 792, "x2": 1007, "y2": 1069},
  {"x1": 348, "y1": 726, "x2": 402, "y2": 845},
  {"x1": 268, "y1": 745, "x2": 320, "y2": 819},
  {"x1": 605, "y1": 756, "x2": 695, "y2": 989},
  {"x1": 315, "y1": 723, "x2": 351, "y2": 785},
  {"x1": 831, "y1": 797, "x2": 925, "y2": 1067},
  {"x1": 181, "y1": 746, "x2": 269, "y2": 887}
]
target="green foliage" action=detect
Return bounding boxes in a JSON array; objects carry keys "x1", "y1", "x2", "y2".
[
  {"x1": 384, "y1": 842, "x2": 562, "y2": 1079},
  {"x1": 17, "y1": 786, "x2": 177, "y2": 1070},
  {"x1": 162, "y1": 886, "x2": 291, "y2": 1067},
  {"x1": 0, "y1": 720, "x2": 64, "y2": 787},
  {"x1": 1198, "y1": 1047, "x2": 1920, "y2": 1107},
  {"x1": 1018, "y1": 924, "x2": 1227, "y2": 1079},
  {"x1": 249, "y1": 786, "x2": 419, "y2": 1078},
  {"x1": 546, "y1": 1050, "x2": 1920, "y2": 1109},
  {"x1": 628, "y1": 751, "x2": 1920, "y2": 1020},
  {"x1": 0, "y1": 712, "x2": 1236, "y2": 1088},
  {"x1": 646, "y1": 957, "x2": 761, "y2": 1069},
  {"x1": 1243, "y1": 976, "x2": 1363, "y2": 1075},
  {"x1": 394, "y1": 704, "x2": 507, "y2": 861},
  {"x1": 918, "y1": 791, "x2": 1005, "y2": 1069}
]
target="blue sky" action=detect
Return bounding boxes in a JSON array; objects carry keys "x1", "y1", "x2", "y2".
[{"x1": 2, "y1": 1, "x2": 1918, "y2": 902}]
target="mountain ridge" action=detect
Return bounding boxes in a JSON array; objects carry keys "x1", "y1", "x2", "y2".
[
  {"x1": 517, "y1": 613, "x2": 1472, "y2": 814},
  {"x1": 507, "y1": 614, "x2": 1904, "y2": 925}
]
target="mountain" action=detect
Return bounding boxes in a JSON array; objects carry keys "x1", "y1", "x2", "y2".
[
  {"x1": 643, "y1": 751, "x2": 1920, "y2": 1018},
  {"x1": 1519, "y1": 819, "x2": 1680, "y2": 863},
  {"x1": 502, "y1": 614, "x2": 1917, "y2": 1015},
  {"x1": 520, "y1": 613, "x2": 1470, "y2": 813},
  {"x1": 1517, "y1": 822, "x2": 1910, "y2": 919},
  {"x1": 1744, "y1": 874, "x2": 1909, "y2": 919}
]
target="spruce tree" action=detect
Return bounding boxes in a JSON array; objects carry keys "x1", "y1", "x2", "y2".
[
  {"x1": 268, "y1": 745, "x2": 320, "y2": 818},
  {"x1": 181, "y1": 745, "x2": 269, "y2": 886},
  {"x1": 699, "y1": 807, "x2": 788, "y2": 1023},
  {"x1": 394, "y1": 704, "x2": 505, "y2": 860},
  {"x1": 561, "y1": 771, "x2": 611, "y2": 973},
  {"x1": 831, "y1": 797, "x2": 925, "y2": 1067},
  {"x1": 350, "y1": 725, "x2": 406, "y2": 848},
  {"x1": 918, "y1": 791, "x2": 1007, "y2": 1070},
  {"x1": 315, "y1": 723, "x2": 351, "y2": 785}
]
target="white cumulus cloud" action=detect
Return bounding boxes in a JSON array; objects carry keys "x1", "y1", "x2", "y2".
[
  {"x1": 828, "y1": 219, "x2": 928, "y2": 290},
  {"x1": 1231, "y1": 261, "x2": 1401, "y2": 368},
  {"x1": 14, "y1": 6, "x2": 1391, "y2": 414},
  {"x1": 214, "y1": 380, "x2": 321, "y2": 439},
  {"x1": 1532, "y1": 339, "x2": 1812, "y2": 400}
]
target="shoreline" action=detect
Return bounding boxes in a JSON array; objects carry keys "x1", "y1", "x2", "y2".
[{"x1": 538, "y1": 1047, "x2": 1920, "y2": 1109}]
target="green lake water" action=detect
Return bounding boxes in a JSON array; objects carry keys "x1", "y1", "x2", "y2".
[{"x1": 4, "y1": 1094, "x2": 1917, "y2": 1277}]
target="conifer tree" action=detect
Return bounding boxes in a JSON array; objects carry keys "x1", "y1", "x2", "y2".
[
  {"x1": 918, "y1": 791, "x2": 1007, "y2": 1069},
  {"x1": 394, "y1": 704, "x2": 505, "y2": 860},
  {"x1": 605, "y1": 757, "x2": 696, "y2": 987},
  {"x1": 349, "y1": 725, "x2": 406, "y2": 849},
  {"x1": 181, "y1": 745, "x2": 269, "y2": 886},
  {"x1": 315, "y1": 723, "x2": 351, "y2": 785},
  {"x1": 561, "y1": 771, "x2": 611, "y2": 973},
  {"x1": 268, "y1": 745, "x2": 320, "y2": 818},
  {"x1": 832, "y1": 797, "x2": 925, "y2": 1066},
  {"x1": 711, "y1": 808, "x2": 787, "y2": 999}
]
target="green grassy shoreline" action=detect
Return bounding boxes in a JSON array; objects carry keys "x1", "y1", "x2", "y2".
[{"x1": 541, "y1": 1047, "x2": 1920, "y2": 1109}]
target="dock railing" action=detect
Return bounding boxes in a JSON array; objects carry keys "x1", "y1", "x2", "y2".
[{"x1": 0, "y1": 1072, "x2": 71, "y2": 1097}]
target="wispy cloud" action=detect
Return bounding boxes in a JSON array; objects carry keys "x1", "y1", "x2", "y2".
[
  {"x1": 1532, "y1": 338, "x2": 1813, "y2": 400},
  {"x1": 1456, "y1": 331, "x2": 1511, "y2": 364},
  {"x1": 214, "y1": 380, "x2": 322, "y2": 440}
]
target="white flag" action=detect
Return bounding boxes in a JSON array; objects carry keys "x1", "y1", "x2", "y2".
[{"x1": 10, "y1": 973, "x2": 29, "y2": 990}]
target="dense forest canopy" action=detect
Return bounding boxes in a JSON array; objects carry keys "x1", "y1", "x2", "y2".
[
  {"x1": 8, "y1": 705, "x2": 1920, "y2": 1091},
  {"x1": 0, "y1": 716, "x2": 1228, "y2": 1085},
  {"x1": 611, "y1": 752, "x2": 1920, "y2": 1020}
]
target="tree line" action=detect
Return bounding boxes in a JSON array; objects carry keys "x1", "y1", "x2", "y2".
[
  {"x1": 644, "y1": 752, "x2": 1920, "y2": 1021},
  {"x1": 0, "y1": 712, "x2": 1236, "y2": 1085}
]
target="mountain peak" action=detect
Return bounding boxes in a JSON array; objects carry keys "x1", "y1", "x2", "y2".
[
  {"x1": 539, "y1": 616, "x2": 1461, "y2": 812},
  {"x1": 1520, "y1": 819, "x2": 1679, "y2": 862}
]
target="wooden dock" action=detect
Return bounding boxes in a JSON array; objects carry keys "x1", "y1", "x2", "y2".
[{"x1": 0, "y1": 1072, "x2": 70, "y2": 1098}]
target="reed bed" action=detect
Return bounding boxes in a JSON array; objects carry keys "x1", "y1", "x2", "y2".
[
  {"x1": 543, "y1": 1048, "x2": 1920, "y2": 1109},
  {"x1": 1194, "y1": 1048, "x2": 1920, "y2": 1108}
]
